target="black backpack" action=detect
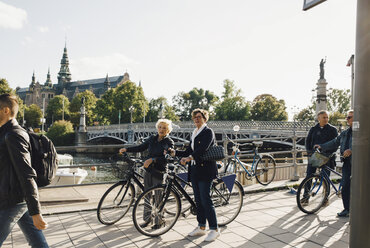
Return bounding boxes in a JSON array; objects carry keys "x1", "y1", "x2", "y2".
[{"x1": 28, "y1": 132, "x2": 58, "y2": 187}]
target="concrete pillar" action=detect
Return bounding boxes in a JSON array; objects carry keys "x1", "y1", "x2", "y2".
[
  {"x1": 350, "y1": 0, "x2": 370, "y2": 246},
  {"x1": 315, "y1": 78, "x2": 328, "y2": 115}
]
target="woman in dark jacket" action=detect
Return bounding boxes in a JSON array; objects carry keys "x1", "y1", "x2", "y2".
[
  {"x1": 119, "y1": 119, "x2": 174, "y2": 188},
  {"x1": 172, "y1": 108, "x2": 220, "y2": 242}
]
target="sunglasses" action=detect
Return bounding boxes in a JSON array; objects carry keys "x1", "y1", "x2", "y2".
[{"x1": 346, "y1": 116, "x2": 353, "y2": 120}]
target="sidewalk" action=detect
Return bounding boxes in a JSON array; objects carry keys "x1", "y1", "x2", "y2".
[{"x1": 3, "y1": 181, "x2": 350, "y2": 247}]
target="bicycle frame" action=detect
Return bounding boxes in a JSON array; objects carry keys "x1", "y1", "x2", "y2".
[
  {"x1": 232, "y1": 148, "x2": 260, "y2": 177},
  {"x1": 318, "y1": 165, "x2": 343, "y2": 194}
]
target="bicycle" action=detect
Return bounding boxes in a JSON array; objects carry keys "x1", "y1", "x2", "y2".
[
  {"x1": 224, "y1": 136, "x2": 276, "y2": 186},
  {"x1": 296, "y1": 151, "x2": 343, "y2": 214},
  {"x1": 132, "y1": 155, "x2": 244, "y2": 237},
  {"x1": 97, "y1": 153, "x2": 145, "y2": 225}
]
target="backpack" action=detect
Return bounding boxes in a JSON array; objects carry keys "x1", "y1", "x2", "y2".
[{"x1": 28, "y1": 131, "x2": 58, "y2": 187}]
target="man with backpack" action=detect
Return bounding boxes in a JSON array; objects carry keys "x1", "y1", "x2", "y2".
[{"x1": 0, "y1": 94, "x2": 49, "y2": 247}]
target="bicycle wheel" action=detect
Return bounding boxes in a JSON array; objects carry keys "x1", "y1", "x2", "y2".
[
  {"x1": 296, "y1": 174, "x2": 329, "y2": 214},
  {"x1": 97, "y1": 181, "x2": 135, "y2": 225},
  {"x1": 212, "y1": 179, "x2": 244, "y2": 226},
  {"x1": 133, "y1": 185, "x2": 181, "y2": 237},
  {"x1": 255, "y1": 154, "x2": 276, "y2": 185}
]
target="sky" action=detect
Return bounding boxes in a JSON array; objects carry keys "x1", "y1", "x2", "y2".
[{"x1": 0, "y1": 0, "x2": 357, "y2": 119}]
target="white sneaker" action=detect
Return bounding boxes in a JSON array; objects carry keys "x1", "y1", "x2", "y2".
[
  {"x1": 188, "y1": 226, "x2": 206, "y2": 237},
  {"x1": 204, "y1": 230, "x2": 220, "y2": 242}
]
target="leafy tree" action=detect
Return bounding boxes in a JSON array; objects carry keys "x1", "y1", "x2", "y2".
[
  {"x1": 214, "y1": 79, "x2": 250, "y2": 120},
  {"x1": 327, "y1": 88, "x2": 351, "y2": 113},
  {"x1": 329, "y1": 111, "x2": 346, "y2": 126},
  {"x1": 250, "y1": 94, "x2": 288, "y2": 121},
  {"x1": 24, "y1": 104, "x2": 42, "y2": 128},
  {"x1": 46, "y1": 95, "x2": 70, "y2": 124},
  {"x1": 146, "y1": 97, "x2": 179, "y2": 122},
  {"x1": 69, "y1": 90, "x2": 97, "y2": 126},
  {"x1": 47, "y1": 120, "x2": 75, "y2": 146},
  {"x1": 295, "y1": 107, "x2": 315, "y2": 121},
  {"x1": 0, "y1": 78, "x2": 13, "y2": 94},
  {"x1": 94, "y1": 81, "x2": 148, "y2": 124},
  {"x1": 0, "y1": 78, "x2": 25, "y2": 124},
  {"x1": 172, "y1": 88, "x2": 218, "y2": 120}
]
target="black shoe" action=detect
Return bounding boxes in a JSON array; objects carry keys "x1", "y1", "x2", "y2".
[
  {"x1": 300, "y1": 198, "x2": 309, "y2": 206},
  {"x1": 337, "y1": 209, "x2": 349, "y2": 217},
  {"x1": 323, "y1": 198, "x2": 329, "y2": 207},
  {"x1": 140, "y1": 219, "x2": 152, "y2": 228},
  {"x1": 151, "y1": 220, "x2": 165, "y2": 230}
]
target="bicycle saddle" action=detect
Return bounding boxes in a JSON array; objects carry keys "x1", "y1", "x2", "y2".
[{"x1": 252, "y1": 141, "x2": 263, "y2": 147}]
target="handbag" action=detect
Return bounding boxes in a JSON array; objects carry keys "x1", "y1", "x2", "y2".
[
  {"x1": 200, "y1": 145, "x2": 225, "y2": 161},
  {"x1": 308, "y1": 151, "x2": 330, "y2": 168}
]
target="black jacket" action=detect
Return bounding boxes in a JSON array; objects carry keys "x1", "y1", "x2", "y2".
[
  {"x1": 126, "y1": 134, "x2": 174, "y2": 176},
  {"x1": 176, "y1": 126, "x2": 218, "y2": 181},
  {"x1": 0, "y1": 119, "x2": 41, "y2": 215},
  {"x1": 305, "y1": 123, "x2": 338, "y2": 154}
]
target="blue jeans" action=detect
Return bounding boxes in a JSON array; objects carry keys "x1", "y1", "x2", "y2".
[
  {"x1": 341, "y1": 160, "x2": 351, "y2": 211},
  {"x1": 190, "y1": 169, "x2": 218, "y2": 230},
  {"x1": 0, "y1": 202, "x2": 48, "y2": 248}
]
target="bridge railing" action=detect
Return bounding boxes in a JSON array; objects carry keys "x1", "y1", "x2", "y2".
[{"x1": 86, "y1": 120, "x2": 315, "y2": 132}]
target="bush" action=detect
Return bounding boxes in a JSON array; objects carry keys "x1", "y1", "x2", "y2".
[{"x1": 47, "y1": 120, "x2": 75, "y2": 146}]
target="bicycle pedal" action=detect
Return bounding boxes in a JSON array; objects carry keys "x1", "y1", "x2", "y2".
[{"x1": 181, "y1": 211, "x2": 191, "y2": 218}]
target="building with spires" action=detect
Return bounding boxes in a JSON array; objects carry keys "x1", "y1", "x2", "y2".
[{"x1": 16, "y1": 45, "x2": 131, "y2": 109}]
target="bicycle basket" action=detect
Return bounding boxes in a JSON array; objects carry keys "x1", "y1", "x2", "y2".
[
  {"x1": 308, "y1": 152, "x2": 330, "y2": 168},
  {"x1": 111, "y1": 154, "x2": 135, "y2": 180}
]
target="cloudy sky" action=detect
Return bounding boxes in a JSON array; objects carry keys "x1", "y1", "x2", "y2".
[{"x1": 0, "y1": 0, "x2": 356, "y2": 119}]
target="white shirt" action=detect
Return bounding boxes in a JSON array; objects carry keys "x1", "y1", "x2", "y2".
[{"x1": 191, "y1": 123, "x2": 207, "y2": 151}]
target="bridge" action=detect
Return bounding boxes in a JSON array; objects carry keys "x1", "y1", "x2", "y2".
[{"x1": 86, "y1": 120, "x2": 314, "y2": 147}]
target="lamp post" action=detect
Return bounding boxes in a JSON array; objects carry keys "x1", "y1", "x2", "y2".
[
  {"x1": 291, "y1": 105, "x2": 300, "y2": 181},
  {"x1": 347, "y1": 54, "x2": 355, "y2": 109},
  {"x1": 129, "y1": 105, "x2": 134, "y2": 124}
]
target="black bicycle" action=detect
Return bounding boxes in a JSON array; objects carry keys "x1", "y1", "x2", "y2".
[
  {"x1": 97, "y1": 153, "x2": 145, "y2": 225},
  {"x1": 296, "y1": 151, "x2": 343, "y2": 214},
  {"x1": 132, "y1": 155, "x2": 244, "y2": 237}
]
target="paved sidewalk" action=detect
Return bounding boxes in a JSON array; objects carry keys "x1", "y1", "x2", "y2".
[{"x1": 3, "y1": 186, "x2": 349, "y2": 247}]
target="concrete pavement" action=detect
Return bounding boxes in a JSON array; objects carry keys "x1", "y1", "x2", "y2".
[{"x1": 3, "y1": 181, "x2": 349, "y2": 248}]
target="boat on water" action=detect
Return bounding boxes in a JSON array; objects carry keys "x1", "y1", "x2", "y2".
[{"x1": 49, "y1": 154, "x2": 88, "y2": 186}]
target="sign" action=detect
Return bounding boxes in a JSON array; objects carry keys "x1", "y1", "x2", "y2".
[{"x1": 303, "y1": 0, "x2": 327, "y2": 11}]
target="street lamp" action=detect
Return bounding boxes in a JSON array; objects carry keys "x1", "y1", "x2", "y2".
[{"x1": 129, "y1": 105, "x2": 134, "y2": 124}]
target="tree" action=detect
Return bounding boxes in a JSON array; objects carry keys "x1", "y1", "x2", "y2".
[
  {"x1": 24, "y1": 104, "x2": 42, "y2": 128},
  {"x1": 250, "y1": 94, "x2": 288, "y2": 121},
  {"x1": 0, "y1": 78, "x2": 25, "y2": 124},
  {"x1": 47, "y1": 120, "x2": 74, "y2": 146},
  {"x1": 329, "y1": 111, "x2": 346, "y2": 126},
  {"x1": 214, "y1": 79, "x2": 251, "y2": 120},
  {"x1": 146, "y1": 97, "x2": 179, "y2": 122},
  {"x1": 0, "y1": 78, "x2": 13, "y2": 94},
  {"x1": 46, "y1": 95, "x2": 70, "y2": 124},
  {"x1": 94, "y1": 81, "x2": 148, "y2": 124},
  {"x1": 69, "y1": 90, "x2": 97, "y2": 126},
  {"x1": 295, "y1": 107, "x2": 315, "y2": 121},
  {"x1": 327, "y1": 88, "x2": 351, "y2": 113},
  {"x1": 172, "y1": 87, "x2": 218, "y2": 120}
]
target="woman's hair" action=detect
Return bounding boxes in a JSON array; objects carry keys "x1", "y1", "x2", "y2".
[
  {"x1": 155, "y1": 119, "x2": 173, "y2": 133},
  {"x1": 191, "y1": 108, "x2": 209, "y2": 122},
  {"x1": 0, "y1": 94, "x2": 19, "y2": 117}
]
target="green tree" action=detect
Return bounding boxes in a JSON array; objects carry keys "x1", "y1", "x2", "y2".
[
  {"x1": 295, "y1": 106, "x2": 315, "y2": 121},
  {"x1": 0, "y1": 78, "x2": 13, "y2": 94},
  {"x1": 327, "y1": 88, "x2": 351, "y2": 113},
  {"x1": 94, "y1": 81, "x2": 148, "y2": 124},
  {"x1": 250, "y1": 94, "x2": 288, "y2": 121},
  {"x1": 47, "y1": 120, "x2": 74, "y2": 146},
  {"x1": 214, "y1": 79, "x2": 250, "y2": 120},
  {"x1": 0, "y1": 78, "x2": 25, "y2": 124},
  {"x1": 46, "y1": 95, "x2": 70, "y2": 124},
  {"x1": 146, "y1": 97, "x2": 179, "y2": 122},
  {"x1": 329, "y1": 111, "x2": 346, "y2": 126},
  {"x1": 172, "y1": 87, "x2": 218, "y2": 120},
  {"x1": 69, "y1": 90, "x2": 98, "y2": 126},
  {"x1": 24, "y1": 104, "x2": 42, "y2": 128}
]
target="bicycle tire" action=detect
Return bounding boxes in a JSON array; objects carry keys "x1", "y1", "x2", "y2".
[
  {"x1": 255, "y1": 154, "x2": 276, "y2": 185},
  {"x1": 212, "y1": 179, "x2": 244, "y2": 226},
  {"x1": 132, "y1": 185, "x2": 181, "y2": 237},
  {"x1": 97, "y1": 181, "x2": 135, "y2": 225},
  {"x1": 296, "y1": 174, "x2": 329, "y2": 214}
]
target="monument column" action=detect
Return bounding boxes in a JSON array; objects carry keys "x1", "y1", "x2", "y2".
[
  {"x1": 76, "y1": 97, "x2": 87, "y2": 146},
  {"x1": 315, "y1": 58, "x2": 328, "y2": 116}
]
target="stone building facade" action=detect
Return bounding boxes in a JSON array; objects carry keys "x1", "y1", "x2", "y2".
[{"x1": 17, "y1": 45, "x2": 131, "y2": 109}]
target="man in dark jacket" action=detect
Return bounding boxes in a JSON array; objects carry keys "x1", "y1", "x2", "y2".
[
  {"x1": 316, "y1": 110, "x2": 353, "y2": 217},
  {"x1": 0, "y1": 94, "x2": 48, "y2": 247},
  {"x1": 302, "y1": 110, "x2": 338, "y2": 205}
]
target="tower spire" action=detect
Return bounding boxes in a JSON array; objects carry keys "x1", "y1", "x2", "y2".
[{"x1": 57, "y1": 42, "x2": 72, "y2": 91}]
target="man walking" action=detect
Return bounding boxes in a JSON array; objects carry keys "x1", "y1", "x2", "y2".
[
  {"x1": 0, "y1": 94, "x2": 49, "y2": 247},
  {"x1": 302, "y1": 110, "x2": 338, "y2": 205},
  {"x1": 316, "y1": 110, "x2": 353, "y2": 217}
]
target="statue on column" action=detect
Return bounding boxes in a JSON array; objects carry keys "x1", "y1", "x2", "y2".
[{"x1": 319, "y1": 58, "x2": 326, "y2": 79}]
